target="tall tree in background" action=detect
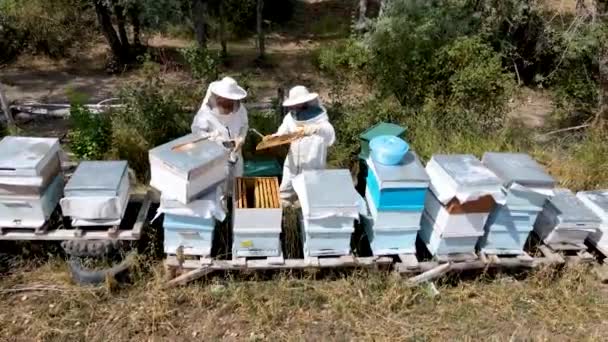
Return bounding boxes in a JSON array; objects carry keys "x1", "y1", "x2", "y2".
[
  {"x1": 192, "y1": 0, "x2": 208, "y2": 49},
  {"x1": 0, "y1": 83, "x2": 15, "y2": 131},
  {"x1": 256, "y1": 0, "x2": 265, "y2": 59},
  {"x1": 92, "y1": 0, "x2": 142, "y2": 66}
]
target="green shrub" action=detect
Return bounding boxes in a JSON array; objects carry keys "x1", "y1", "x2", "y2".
[
  {"x1": 0, "y1": 0, "x2": 96, "y2": 57},
  {"x1": 110, "y1": 70, "x2": 194, "y2": 179},
  {"x1": 180, "y1": 44, "x2": 219, "y2": 81},
  {"x1": 68, "y1": 98, "x2": 112, "y2": 160},
  {"x1": 314, "y1": 39, "x2": 369, "y2": 76}
]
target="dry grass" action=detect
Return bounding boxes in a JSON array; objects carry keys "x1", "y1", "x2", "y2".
[{"x1": 1, "y1": 258, "x2": 607, "y2": 341}]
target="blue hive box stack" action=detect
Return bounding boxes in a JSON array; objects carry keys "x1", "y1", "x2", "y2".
[
  {"x1": 480, "y1": 153, "x2": 556, "y2": 255},
  {"x1": 362, "y1": 151, "x2": 429, "y2": 255},
  {"x1": 0, "y1": 136, "x2": 64, "y2": 229},
  {"x1": 294, "y1": 170, "x2": 362, "y2": 257},
  {"x1": 421, "y1": 155, "x2": 505, "y2": 256},
  {"x1": 534, "y1": 188, "x2": 601, "y2": 248},
  {"x1": 149, "y1": 134, "x2": 230, "y2": 257}
]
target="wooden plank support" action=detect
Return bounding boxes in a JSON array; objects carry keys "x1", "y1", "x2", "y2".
[{"x1": 131, "y1": 191, "x2": 153, "y2": 239}]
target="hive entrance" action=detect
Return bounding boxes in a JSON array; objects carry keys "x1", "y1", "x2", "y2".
[{"x1": 236, "y1": 177, "x2": 280, "y2": 209}]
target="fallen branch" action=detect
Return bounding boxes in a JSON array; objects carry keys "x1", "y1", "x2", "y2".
[
  {"x1": 407, "y1": 263, "x2": 451, "y2": 286},
  {"x1": 0, "y1": 286, "x2": 71, "y2": 294},
  {"x1": 165, "y1": 267, "x2": 213, "y2": 288},
  {"x1": 540, "y1": 123, "x2": 591, "y2": 136}
]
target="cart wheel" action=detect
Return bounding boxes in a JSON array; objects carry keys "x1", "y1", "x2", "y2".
[{"x1": 61, "y1": 240, "x2": 121, "y2": 258}]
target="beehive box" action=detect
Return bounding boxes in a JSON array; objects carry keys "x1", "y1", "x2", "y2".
[
  {"x1": 0, "y1": 136, "x2": 62, "y2": 197},
  {"x1": 232, "y1": 177, "x2": 282, "y2": 257},
  {"x1": 0, "y1": 175, "x2": 64, "y2": 228},
  {"x1": 0, "y1": 137, "x2": 63, "y2": 228},
  {"x1": 149, "y1": 134, "x2": 229, "y2": 204},
  {"x1": 534, "y1": 189, "x2": 601, "y2": 246},
  {"x1": 420, "y1": 213, "x2": 481, "y2": 256},
  {"x1": 365, "y1": 151, "x2": 429, "y2": 211},
  {"x1": 60, "y1": 161, "x2": 130, "y2": 222},
  {"x1": 164, "y1": 213, "x2": 216, "y2": 257},
  {"x1": 361, "y1": 196, "x2": 419, "y2": 255},
  {"x1": 294, "y1": 170, "x2": 360, "y2": 257},
  {"x1": 577, "y1": 190, "x2": 608, "y2": 248},
  {"x1": 479, "y1": 205, "x2": 535, "y2": 254}
]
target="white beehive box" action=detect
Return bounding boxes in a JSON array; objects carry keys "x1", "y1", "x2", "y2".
[
  {"x1": 0, "y1": 175, "x2": 64, "y2": 228},
  {"x1": 293, "y1": 170, "x2": 360, "y2": 257},
  {"x1": 0, "y1": 136, "x2": 62, "y2": 197},
  {"x1": 149, "y1": 134, "x2": 230, "y2": 204},
  {"x1": 0, "y1": 136, "x2": 63, "y2": 229},
  {"x1": 426, "y1": 154, "x2": 504, "y2": 206},
  {"x1": 534, "y1": 189, "x2": 601, "y2": 246},
  {"x1": 60, "y1": 161, "x2": 130, "y2": 222},
  {"x1": 232, "y1": 177, "x2": 282, "y2": 257},
  {"x1": 577, "y1": 190, "x2": 608, "y2": 248}
]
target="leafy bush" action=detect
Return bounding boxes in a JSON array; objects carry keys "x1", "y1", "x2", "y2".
[
  {"x1": 314, "y1": 39, "x2": 369, "y2": 76},
  {"x1": 68, "y1": 98, "x2": 112, "y2": 160},
  {"x1": 180, "y1": 44, "x2": 219, "y2": 81},
  {"x1": 0, "y1": 0, "x2": 96, "y2": 57},
  {"x1": 110, "y1": 67, "x2": 194, "y2": 179}
]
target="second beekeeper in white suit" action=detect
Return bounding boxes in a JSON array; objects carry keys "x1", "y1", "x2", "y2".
[
  {"x1": 272, "y1": 86, "x2": 336, "y2": 205},
  {"x1": 191, "y1": 76, "x2": 249, "y2": 177}
]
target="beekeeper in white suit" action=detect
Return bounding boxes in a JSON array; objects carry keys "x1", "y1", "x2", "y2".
[
  {"x1": 192, "y1": 76, "x2": 249, "y2": 177},
  {"x1": 271, "y1": 86, "x2": 336, "y2": 205}
]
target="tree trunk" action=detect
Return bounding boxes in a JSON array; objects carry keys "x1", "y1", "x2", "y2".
[
  {"x1": 93, "y1": 0, "x2": 127, "y2": 63},
  {"x1": 0, "y1": 83, "x2": 15, "y2": 130},
  {"x1": 114, "y1": 4, "x2": 130, "y2": 50},
  {"x1": 358, "y1": 0, "x2": 367, "y2": 26},
  {"x1": 256, "y1": 0, "x2": 265, "y2": 59},
  {"x1": 129, "y1": 7, "x2": 141, "y2": 47},
  {"x1": 219, "y1": 0, "x2": 227, "y2": 57},
  {"x1": 192, "y1": 0, "x2": 208, "y2": 50}
]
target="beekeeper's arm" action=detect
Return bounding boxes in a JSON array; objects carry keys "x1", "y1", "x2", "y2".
[
  {"x1": 191, "y1": 104, "x2": 220, "y2": 138},
  {"x1": 235, "y1": 104, "x2": 249, "y2": 150},
  {"x1": 275, "y1": 115, "x2": 293, "y2": 136}
]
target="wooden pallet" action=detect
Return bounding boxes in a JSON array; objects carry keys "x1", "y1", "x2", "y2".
[
  {"x1": 545, "y1": 242, "x2": 595, "y2": 264},
  {"x1": 0, "y1": 192, "x2": 152, "y2": 241}
]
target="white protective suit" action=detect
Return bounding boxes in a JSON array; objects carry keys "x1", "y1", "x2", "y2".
[
  {"x1": 277, "y1": 105, "x2": 336, "y2": 200},
  {"x1": 191, "y1": 88, "x2": 249, "y2": 177}
]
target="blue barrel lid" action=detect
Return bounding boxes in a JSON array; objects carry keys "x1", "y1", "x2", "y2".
[{"x1": 369, "y1": 135, "x2": 409, "y2": 155}]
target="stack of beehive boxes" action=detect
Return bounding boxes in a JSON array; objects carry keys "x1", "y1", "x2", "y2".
[
  {"x1": 362, "y1": 151, "x2": 429, "y2": 255},
  {"x1": 294, "y1": 170, "x2": 361, "y2": 257},
  {"x1": 480, "y1": 153, "x2": 556, "y2": 255},
  {"x1": 577, "y1": 190, "x2": 608, "y2": 250},
  {"x1": 421, "y1": 154, "x2": 504, "y2": 256},
  {"x1": 60, "y1": 161, "x2": 130, "y2": 227},
  {"x1": 149, "y1": 134, "x2": 230, "y2": 257},
  {"x1": 232, "y1": 177, "x2": 282, "y2": 258},
  {"x1": 0, "y1": 136, "x2": 64, "y2": 229},
  {"x1": 534, "y1": 188, "x2": 601, "y2": 248}
]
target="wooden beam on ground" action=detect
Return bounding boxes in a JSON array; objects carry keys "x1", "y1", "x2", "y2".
[
  {"x1": 165, "y1": 267, "x2": 213, "y2": 288},
  {"x1": 407, "y1": 263, "x2": 451, "y2": 286}
]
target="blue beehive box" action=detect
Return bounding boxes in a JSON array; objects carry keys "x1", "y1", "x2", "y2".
[
  {"x1": 163, "y1": 213, "x2": 216, "y2": 257},
  {"x1": 366, "y1": 151, "x2": 429, "y2": 211},
  {"x1": 479, "y1": 205, "x2": 535, "y2": 254},
  {"x1": 481, "y1": 153, "x2": 556, "y2": 253},
  {"x1": 361, "y1": 200, "x2": 419, "y2": 255}
]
